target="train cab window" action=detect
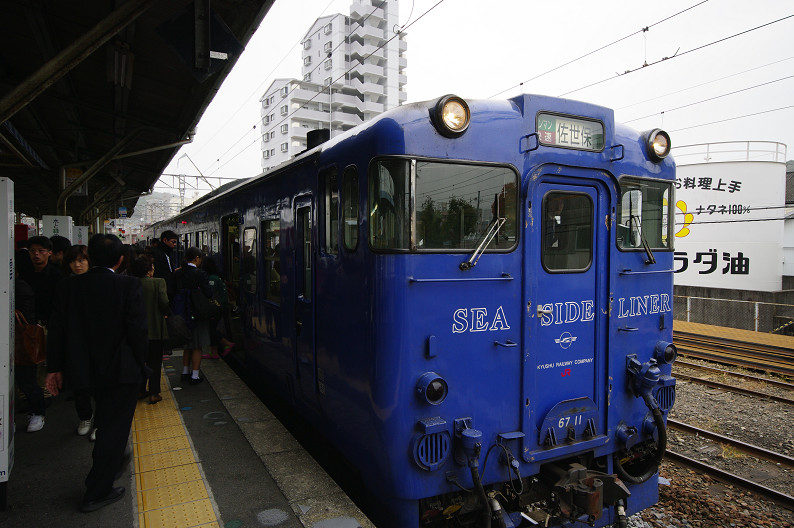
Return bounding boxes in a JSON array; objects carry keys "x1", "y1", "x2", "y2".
[
  {"x1": 322, "y1": 168, "x2": 339, "y2": 255},
  {"x1": 263, "y1": 219, "x2": 281, "y2": 303},
  {"x1": 369, "y1": 159, "x2": 410, "y2": 249},
  {"x1": 242, "y1": 227, "x2": 257, "y2": 294},
  {"x1": 617, "y1": 178, "x2": 673, "y2": 250},
  {"x1": 542, "y1": 193, "x2": 593, "y2": 272},
  {"x1": 342, "y1": 166, "x2": 359, "y2": 250},
  {"x1": 415, "y1": 162, "x2": 517, "y2": 250}
]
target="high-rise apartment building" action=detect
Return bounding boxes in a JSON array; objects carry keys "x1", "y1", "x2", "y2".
[{"x1": 260, "y1": 0, "x2": 407, "y2": 171}]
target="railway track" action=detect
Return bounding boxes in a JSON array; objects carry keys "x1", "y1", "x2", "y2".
[
  {"x1": 667, "y1": 419, "x2": 794, "y2": 467},
  {"x1": 673, "y1": 322, "x2": 794, "y2": 378},
  {"x1": 672, "y1": 370, "x2": 794, "y2": 406},
  {"x1": 674, "y1": 359, "x2": 794, "y2": 391},
  {"x1": 665, "y1": 450, "x2": 794, "y2": 511}
]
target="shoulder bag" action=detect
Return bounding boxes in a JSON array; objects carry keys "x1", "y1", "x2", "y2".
[{"x1": 14, "y1": 311, "x2": 46, "y2": 365}]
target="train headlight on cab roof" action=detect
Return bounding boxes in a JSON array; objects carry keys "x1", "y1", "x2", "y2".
[
  {"x1": 432, "y1": 95, "x2": 470, "y2": 138},
  {"x1": 646, "y1": 129, "x2": 671, "y2": 162}
]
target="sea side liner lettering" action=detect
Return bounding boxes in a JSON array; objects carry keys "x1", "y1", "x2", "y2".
[{"x1": 539, "y1": 293, "x2": 670, "y2": 326}]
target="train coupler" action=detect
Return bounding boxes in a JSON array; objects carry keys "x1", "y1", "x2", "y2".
[{"x1": 536, "y1": 462, "x2": 630, "y2": 524}]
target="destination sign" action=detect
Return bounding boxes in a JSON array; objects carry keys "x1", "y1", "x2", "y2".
[{"x1": 536, "y1": 113, "x2": 604, "y2": 152}]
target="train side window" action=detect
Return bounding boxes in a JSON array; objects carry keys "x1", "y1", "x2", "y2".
[
  {"x1": 297, "y1": 207, "x2": 312, "y2": 301},
  {"x1": 542, "y1": 192, "x2": 593, "y2": 272},
  {"x1": 242, "y1": 227, "x2": 257, "y2": 294},
  {"x1": 197, "y1": 230, "x2": 208, "y2": 253},
  {"x1": 210, "y1": 231, "x2": 219, "y2": 253},
  {"x1": 342, "y1": 166, "x2": 359, "y2": 251},
  {"x1": 617, "y1": 178, "x2": 673, "y2": 250},
  {"x1": 321, "y1": 168, "x2": 339, "y2": 255},
  {"x1": 369, "y1": 159, "x2": 410, "y2": 249},
  {"x1": 263, "y1": 219, "x2": 281, "y2": 303}
]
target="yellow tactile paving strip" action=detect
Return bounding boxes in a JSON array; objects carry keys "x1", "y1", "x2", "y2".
[
  {"x1": 131, "y1": 373, "x2": 220, "y2": 528},
  {"x1": 674, "y1": 320, "x2": 794, "y2": 349}
]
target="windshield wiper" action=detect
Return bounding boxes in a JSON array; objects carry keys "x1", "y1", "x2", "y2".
[
  {"x1": 460, "y1": 217, "x2": 506, "y2": 271},
  {"x1": 630, "y1": 215, "x2": 656, "y2": 265}
]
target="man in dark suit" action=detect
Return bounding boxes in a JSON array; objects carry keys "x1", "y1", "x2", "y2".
[
  {"x1": 152, "y1": 230, "x2": 178, "y2": 297},
  {"x1": 46, "y1": 234, "x2": 148, "y2": 513}
]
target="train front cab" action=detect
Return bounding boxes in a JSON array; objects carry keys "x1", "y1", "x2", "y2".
[{"x1": 365, "y1": 96, "x2": 678, "y2": 528}]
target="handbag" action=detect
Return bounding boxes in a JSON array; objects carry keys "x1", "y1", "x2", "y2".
[
  {"x1": 165, "y1": 315, "x2": 192, "y2": 348},
  {"x1": 14, "y1": 311, "x2": 46, "y2": 365},
  {"x1": 190, "y1": 289, "x2": 221, "y2": 321}
]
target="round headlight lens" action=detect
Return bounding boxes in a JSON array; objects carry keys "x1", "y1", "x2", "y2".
[
  {"x1": 433, "y1": 95, "x2": 470, "y2": 137},
  {"x1": 654, "y1": 340, "x2": 677, "y2": 364},
  {"x1": 647, "y1": 129, "x2": 671, "y2": 161},
  {"x1": 442, "y1": 100, "x2": 468, "y2": 132},
  {"x1": 416, "y1": 372, "x2": 448, "y2": 405}
]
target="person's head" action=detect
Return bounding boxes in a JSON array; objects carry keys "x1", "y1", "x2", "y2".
[
  {"x1": 49, "y1": 235, "x2": 72, "y2": 265},
  {"x1": 63, "y1": 244, "x2": 90, "y2": 275},
  {"x1": 547, "y1": 197, "x2": 564, "y2": 217},
  {"x1": 201, "y1": 256, "x2": 221, "y2": 277},
  {"x1": 27, "y1": 236, "x2": 53, "y2": 272},
  {"x1": 116, "y1": 244, "x2": 138, "y2": 274},
  {"x1": 184, "y1": 247, "x2": 203, "y2": 265},
  {"x1": 159, "y1": 230, "x2": 178, "y2": 252},
  {"x1": 129, "y1": 255, "x2": 155, "y2": 278},
  {"x1": 87, "y1": 234, "x2": 124, "y2": 269}
]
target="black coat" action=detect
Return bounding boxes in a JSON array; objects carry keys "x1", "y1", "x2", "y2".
[
  {"x1": 47, "y1": 268, "x2": 148, "y2": 391},
  {"x1": 151, "y1": 244, "x2": 175, "y2": 297}
]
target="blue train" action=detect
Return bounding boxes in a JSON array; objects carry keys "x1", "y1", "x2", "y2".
[{"x1": 146, "y1": 93, "x2": 678, "y2": 527}]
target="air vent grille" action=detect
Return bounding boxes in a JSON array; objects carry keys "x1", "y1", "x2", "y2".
[
  {"x1": 656, "y1": 385, "x2": 676, "y2": 412},
  {"x1": 414, "y1": 431, "x2": 450, "y2": 471}
]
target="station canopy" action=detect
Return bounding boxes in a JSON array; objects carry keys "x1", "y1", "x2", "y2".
[{"x1": 0, "y1": 0, "x2": 274, "y2": 223}]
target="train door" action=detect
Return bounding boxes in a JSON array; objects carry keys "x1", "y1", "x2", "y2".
[
  {"x1": 524, "y1": 177, "x2": 609, "y2": 459},
  {"x1": 221, "y1": 214, "x2": 240, "y2": 306},
  {"x1": 293, "y1": 196, "x2": 317, "y2": 402}
]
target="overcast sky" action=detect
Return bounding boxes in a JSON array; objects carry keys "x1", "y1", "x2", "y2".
[{"x1": 156, "y1": 0, "x2": 794, "y2": 198}]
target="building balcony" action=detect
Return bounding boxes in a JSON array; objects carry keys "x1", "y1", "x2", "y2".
[
  {"x1": 357, "y1": 62, "x2": 385, "y2": 78},
  {"x1": 350, "y1": 2, "x2": 384, "y2": 22},
  {"x1": 350, "y1": 77, "x2": 385, "y2": 96},
  {"x1": 350, "y1": 24, "x2": 384, "y2": 43}
]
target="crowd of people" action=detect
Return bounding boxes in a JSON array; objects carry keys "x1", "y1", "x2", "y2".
[{"x1": 14, "y1": 230, "x2": 235, "y2": 512}]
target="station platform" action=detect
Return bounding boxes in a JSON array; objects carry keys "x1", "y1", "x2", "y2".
[{"x1": 0, "y1": 353, "x2": 373, "y2": 528}]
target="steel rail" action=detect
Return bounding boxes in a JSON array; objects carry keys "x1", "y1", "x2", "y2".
[
  {"x1": 675, "y1": 360, "x2": 794, "y2": 390},
  {"x1": 675, "y1": 331, "x2": 794, "y2": 356},
  {"x1": 667, "y1": 419, "x2": 794, "y2": 467},
  {"x1": 675, "y1": 345, "x2": 794, "y2": 378},
  {"x1": 673, "y1": 373, "x2": 794, "y2": 405},
  {"x1": 665, "y1": 450, "x2": 794, "y2": 511}
]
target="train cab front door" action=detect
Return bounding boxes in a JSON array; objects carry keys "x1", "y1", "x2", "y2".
[
  {"x1": 524, "y1": 176, "x2": 609, "y2": 459},
  {"x1": 293, "y1": 196, "x2": 317, "y2": 403}
]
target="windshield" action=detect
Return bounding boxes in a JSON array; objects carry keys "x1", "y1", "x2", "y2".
[
  {"x1": 369, "y1": 159, "x2": 518, "y2": 251},
  {"x1": 616, "y1": 178, "x2": 673, "y2": 250}
]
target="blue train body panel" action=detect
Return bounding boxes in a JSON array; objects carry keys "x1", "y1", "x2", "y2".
[{"x1": 148, "y1": 93, "x2": 677, "y2": 528}]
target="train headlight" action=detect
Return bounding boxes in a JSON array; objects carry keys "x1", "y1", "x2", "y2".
[
  {"x1": 654, "y1": 341, "x2": 677, "y2": 365},
  {"x1": 432, "y1": 95, "x2": 470, "y2": 137},
  {"x1": 416, "y1": 372, "x2": 448, "y2": 405},
  {"x1": 646, "y1": 129, "x2": 671, "y2": 162}
]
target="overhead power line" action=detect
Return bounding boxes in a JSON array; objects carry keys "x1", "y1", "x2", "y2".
[
  {"x1": 669, "y1": 105, "x2": 794, "y2": 132},
  {"x1": 623, "y1": 74, "x2": 794, "y2": 123},
  {"x1": 558, "y1": 14, "x2": 794, "y2": 97},
  {"x1": 489, "y1": 0, "x2": 711, "y2": 99}
]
